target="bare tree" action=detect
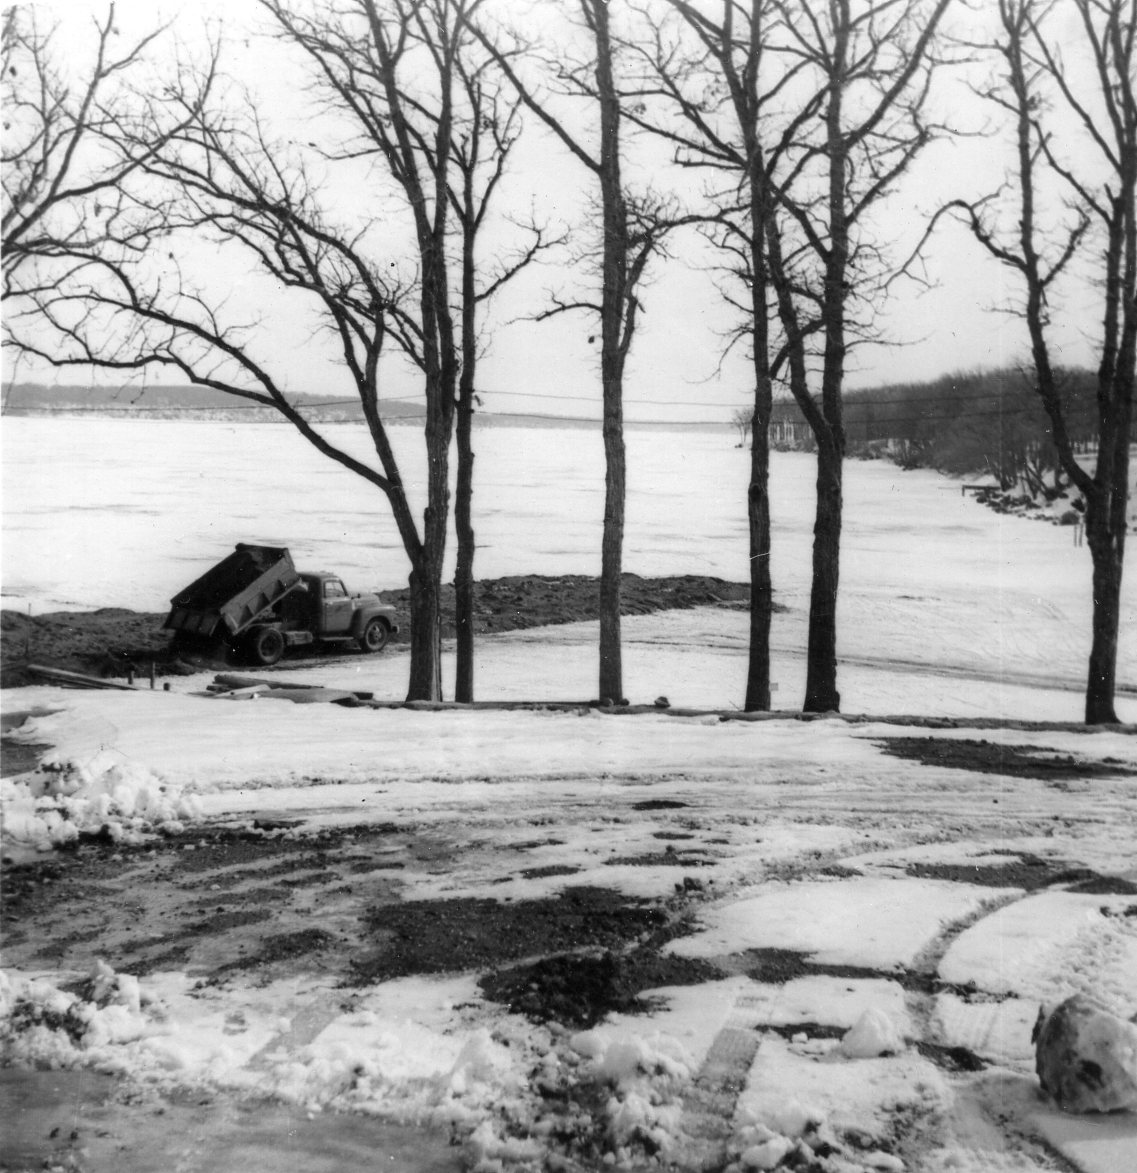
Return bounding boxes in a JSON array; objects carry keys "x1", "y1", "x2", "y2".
[
  {"x1": 447, "y1": 56, "x2": 554, "y2": 702},
  {"x1": 2, "y1": 3, "x2": 201, "y2": 299},
  {"x1": 266, "y1": 0, "x2": 546, "y2": 702},
  {"x1": 943, "y1": 0, "x2": 1135, "y2": 723},
  {"x1": 731, "y1": 407, "x2": 752, "y2": 447},
  {"x1": 5, "y1": 0, "x2": 533, "y2": 703},
  {"x1": 475, "y1": 0, "x2": 684, "y2": 706},
  {"x1": 766, "y1": 0, "x2": 953, "y2": 712},
  {"x1": 628, "y1": 0, "x2": 952, "y2": 713},
  {"x1": 624, "y1": 0, "x2": 817, "y2": 712}
]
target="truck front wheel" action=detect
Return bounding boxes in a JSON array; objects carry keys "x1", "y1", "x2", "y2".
[
  {"x1": 360, "y1": 618, "x2": 390, "y2": 654},
  {"x1": 251, "y1": 627, "x2": 285, "y2": 666}
]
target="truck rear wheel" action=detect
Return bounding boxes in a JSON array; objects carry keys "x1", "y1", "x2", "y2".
[
  {"x1": 251, "y1": 626, "x2": 285, "y2": 666},
  {"x1": 360, "y1": 618, "x2": 390, "y2": 654}
]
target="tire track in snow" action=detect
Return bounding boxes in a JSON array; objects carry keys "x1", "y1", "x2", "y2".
[
  {"x1": 901, "y1": 893, "x2": 1084, "y2": 1172},
  {"x1": 668, "y1": 991, "x2": 767, "y2": 1169}
]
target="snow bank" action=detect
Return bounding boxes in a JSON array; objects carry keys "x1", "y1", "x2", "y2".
[{"x1": 2, "y1": 755, "x2": 202, "y2": 851}]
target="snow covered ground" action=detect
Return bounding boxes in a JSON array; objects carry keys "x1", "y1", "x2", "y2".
[
  {"x1": 3, "y1": 681, "x2": 1136, "y2": 1171},
  {"x1": 3, "y1": 418, "x2": 1137, "y2": 1171}
]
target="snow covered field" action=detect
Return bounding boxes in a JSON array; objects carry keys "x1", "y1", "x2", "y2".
[
  {"x1": 2, "y1": 694, "x2": 1136, "y2": 1172},
  {"x1": 3, "y1": 416, "x2": 1137, "y2": 1172}
]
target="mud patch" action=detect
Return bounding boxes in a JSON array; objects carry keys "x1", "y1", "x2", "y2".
[
  {"x1": 632, "y1": 800, "x2": 689, "y2": 811},
  {"x1": 0, "y1": 823, "x2": 414, "y2": 981},
  {"x1": 223, "y1": 928, "x2": 335, "y2": 973},
  {"x1": 0, "y1": 737, "x2": 49, "y2": 779},
  {"x1": 352, "y1": 887, "x2": 670, "y2": 984},
  {"x1": 519, "y1": 864, "x2": 582, "y2": 880},
  {"x1": 876, "y1": 737, "x2": 1136, "y2": 779},
  {"x1": 606, "y1": 852, "x2": 713, "y2": 867},
  {"x1": 905, "y1": 854, "x2": 1137, "y2": 893},
  {"x1": 481, "y1": 950, "x2": 720, "y2": 1028},
  {"x1": 0, "y1": 710, "x2": 54, "y2": 781},
  {"x1": 1067, "y1": 875, "x2": 1137, "y2": 895},
  {"x1": 915, "y1": 1041, "x2": 988, "y2": 1072},
  {"x1": 739, "y1": 948, "x2": 944, "y2": 996},
  {"x1": 737, "y1": 947, "x2": 1018, "y2": 1003}
]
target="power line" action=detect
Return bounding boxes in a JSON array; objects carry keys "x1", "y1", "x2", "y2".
[{"x1": 9, "y1": 381, "x2": 1094, "y2": 419}]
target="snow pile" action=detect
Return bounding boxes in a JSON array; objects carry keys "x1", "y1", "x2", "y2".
[
  {"x1": 1, "y1": 756, "x2": 201, "y2": 851},
  {"x1": 0, "y1": 961, "x2": 153, "y2": 1070},
  {"x1": 837, "y1": 1008, "x2": 907, "y2": 1059},
  {"x1": 0, "y1": 963, "x2": 551, "y2": 1165},
  {"x1": 561, "y1": 1026, "x2": 694, "y2": 1164}
]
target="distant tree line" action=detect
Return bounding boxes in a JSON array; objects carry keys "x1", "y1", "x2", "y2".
[{"x1": 770, "y1": 366, "x2": 1116, "y2": 500}]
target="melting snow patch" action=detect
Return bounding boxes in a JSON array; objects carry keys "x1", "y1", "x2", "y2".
[
  {"x1": 728, "y1": 1034, "x2": 945, "y2": 1172},
  {"x1": 938, "y1": 891, "x2": 1137, "y2": 1016},
  {"x1": 667, "y1": 877, "x2": 1004, "y2": 969}
]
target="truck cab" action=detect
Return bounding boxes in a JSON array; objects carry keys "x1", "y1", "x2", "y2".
[{"x1": 306, "y1": 574, "x2": 357, "y2": 636}]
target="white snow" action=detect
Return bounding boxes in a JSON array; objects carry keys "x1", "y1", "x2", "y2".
[
  {"x1": 667, "y1": 877, "x2": 1010, "y2": 970},
  {"x1": 938, "y1": 892, "x2": 1137, "y2": 1018},
  {"x1": 4, "y1": 418, "x2": 1137, "y2": 1171}
]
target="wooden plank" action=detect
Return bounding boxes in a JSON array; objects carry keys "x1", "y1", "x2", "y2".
[{"x1": 26, "y1": 664, "x2": 139, "y2": 690}]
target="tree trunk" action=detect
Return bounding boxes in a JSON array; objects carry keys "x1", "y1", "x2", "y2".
[
  {"x1": 454, "y1": 217, "x2": 478, "y2": 703},
  {"x1": 405, "y1": 561, "x2": 443, "y2": 701},
  {"x1": 1084, "y1": 499, "x2": 1124, "y2": 724},
  {"x1": 804, "y1": 431, "x2": 843, "y2": 712},
  {"x1": 409, "y1": 370, "x2": 453, "y2": 702},
  {"x1": 594, "y1": 0, "x2": 627, "y2": 707},
  {"x1": 454, "y1": 393, "x2": 475, "y2": 703},
  {"x1": 1083, "y1": 382, "x2": 1132, "y2": 723},
  {"x1": 598, "y1": 375, "x2": 626, "y2": 704},
  {"x1": 745, "y1": 385, "x2": 774, "y2": 712}
]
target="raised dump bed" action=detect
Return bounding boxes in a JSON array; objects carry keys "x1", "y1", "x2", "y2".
[{"x1": 164, "y1": 544, "x2": 302, "y2": 640}]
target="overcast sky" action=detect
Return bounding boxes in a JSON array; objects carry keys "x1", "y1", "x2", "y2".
[{"x1": 12, "y1": 0, "x2": 1111, "y2": 422}]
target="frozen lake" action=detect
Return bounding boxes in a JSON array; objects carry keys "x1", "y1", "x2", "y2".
[{"x1": 3, "y1": 415, "x2": 1135, "y2": 717}]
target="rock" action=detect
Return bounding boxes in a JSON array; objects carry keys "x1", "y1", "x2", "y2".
[{"x1": 1033, "y1": 994, "x2": 1137, "y2": 1113}]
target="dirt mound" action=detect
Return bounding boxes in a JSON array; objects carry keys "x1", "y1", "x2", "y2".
[{"x1": 2, "y1": 573, "x2": 751, "y2": 687}]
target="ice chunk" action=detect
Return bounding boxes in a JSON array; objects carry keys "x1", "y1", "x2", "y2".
[
  {"x1": 739, "y1": 1135, "x2": 793, "y2": 1169},
  {"x1": 1034, "y1": 994, "x2": 1137, "y2": 1113},
  {"x1": 837, "y1": 1007, "x2": 905, "y2": 1059}
]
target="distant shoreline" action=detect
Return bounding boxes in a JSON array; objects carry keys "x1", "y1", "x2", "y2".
[{"x1": 1, "y1": 407, "x2": 733, "y2": 432}]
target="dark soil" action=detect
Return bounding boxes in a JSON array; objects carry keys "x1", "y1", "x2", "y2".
[
  {"x1": 738, "y1": 947, "x2": 966, "y2": 999},
  {"x1": 0, "y1": 573, "x2": 751, "y2": 687},
  {"x1": 0, "y1": 823, "x2": 697, "y2": 1026},
  {"x1": 480, "y1": 949, "x2": 720, "y2": 1029},
  {"x1": 904, "y1": 852, "x2": 1137, "y2": 894},
  {"x1": 876, "y1": 736, "x2": 1137, "y2": 780},
  {"x1": 351, "y1": 887, "x2": 671, "y2": 984}
]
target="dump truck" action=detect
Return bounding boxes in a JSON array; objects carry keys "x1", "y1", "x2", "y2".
[{"x1": 164, "y1": 543, "x2": 399, "y2": 666}]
